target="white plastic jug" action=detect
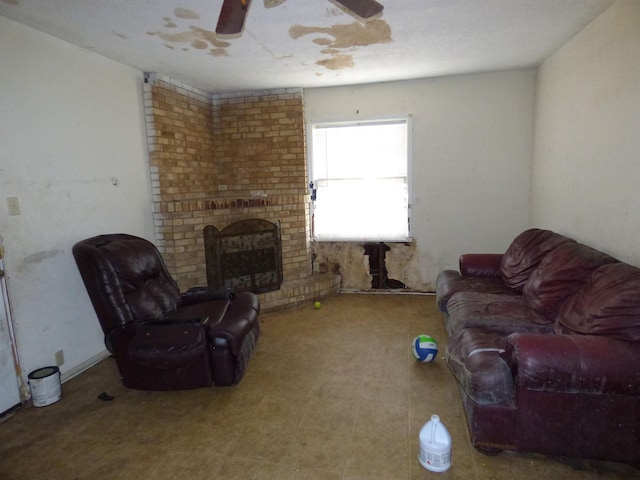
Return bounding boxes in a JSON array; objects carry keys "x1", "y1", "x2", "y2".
[{"x1": 418, "y1": 414, "x2": 451, "y2": 472}]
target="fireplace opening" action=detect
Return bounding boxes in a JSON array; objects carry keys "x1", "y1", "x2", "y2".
[{"x1": 204, "y1": 219, "x2": 283, "y2": 294}]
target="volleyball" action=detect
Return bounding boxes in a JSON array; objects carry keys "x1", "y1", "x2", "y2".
[{"x1": 412, "y1": 335, "x2": 438, "y2": 362}]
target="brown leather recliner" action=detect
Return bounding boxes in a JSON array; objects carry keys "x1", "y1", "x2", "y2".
[{"x1": 72, "y1": 234, "x2": 260, "y2": 390}]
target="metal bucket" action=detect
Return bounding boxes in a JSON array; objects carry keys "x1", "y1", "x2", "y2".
[{"x1": 28, "y1": 366, "x2": 62, "y2": 407}]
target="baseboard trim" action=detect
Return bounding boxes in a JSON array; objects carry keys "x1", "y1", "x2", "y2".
[{"x1": 61, "y1": 350, "x2": 111, "y2": 383}]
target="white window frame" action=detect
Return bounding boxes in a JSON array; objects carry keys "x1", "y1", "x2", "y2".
[{"x1": 307, "y1": 116, "x2": 413, "y2": 242}]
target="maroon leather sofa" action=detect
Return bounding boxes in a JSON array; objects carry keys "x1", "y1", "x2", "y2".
[
  {"x1": 436, "y1": 228, "x2": 640, "y2": 464},
  {"x1": 73, "y1": 234, "x2": 260, "y2": 390}
]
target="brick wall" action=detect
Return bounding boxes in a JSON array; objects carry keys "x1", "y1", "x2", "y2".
[
  {"x1": 211, "y1": 89, "x2": 311, "y2": 283},
  {"x1": 144, "y1": 74, "x2": 339, "y2": 309}
]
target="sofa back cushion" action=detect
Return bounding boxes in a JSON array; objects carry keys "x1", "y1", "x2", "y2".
[
  {"x1": 500, "y1": 229, "x2": 575, "y2": 291},
  {"x1": 555, "y1": 263, "x2": 640, "y2": 341},
  {"x1": 523, "y1": 243, "x2": 618, "y2": 320}
]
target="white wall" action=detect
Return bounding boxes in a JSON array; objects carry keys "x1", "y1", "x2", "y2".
[
  {"x1": 532, "y1": 0, "x2": 640, "y2": 265},
  {"x1": 304, "y1": 70, "x2": 536, "y2": 289},
  {"x1": 0, "y1": 17, "x2": 155, "y2": 386}
]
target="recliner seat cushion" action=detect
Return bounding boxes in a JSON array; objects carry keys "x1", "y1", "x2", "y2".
[
  {"x1": 556, "y1": 263, "x2": 640, "y2": 341},
  {"x1": 500, "y1": 229, "x2": 575, "y2": 291},
  {"x1": 523, "y1": 242, "x2": 618, "y2": 320}
]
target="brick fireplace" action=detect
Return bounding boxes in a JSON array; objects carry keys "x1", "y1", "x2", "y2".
[{"x1": 143, "y1": 74, "x2": 339, "y2": 310}]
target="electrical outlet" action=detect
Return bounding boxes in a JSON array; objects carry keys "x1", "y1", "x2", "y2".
[{"x1": 54, "y1": 350, "x2": 65, "y2": 367}]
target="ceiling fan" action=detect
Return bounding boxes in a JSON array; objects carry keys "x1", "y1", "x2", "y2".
[{"x1": 215, "y1": 0, "x2": 384, "y2": 35}]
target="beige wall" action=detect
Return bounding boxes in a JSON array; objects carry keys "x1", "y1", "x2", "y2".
[
  {"x1": 304, "y1": 70, "x2": 536, "y2": 290},
  {"x1": 532, "y1": 0, "x2": 640, "y2": 265},
  {"x1": 0, "y1": 17, "x2": 154, "y2": 383}
]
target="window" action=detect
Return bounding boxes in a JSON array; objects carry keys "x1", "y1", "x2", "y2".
[{"x1": 309, "y1": 118, "x2": 411, "y2": 242}]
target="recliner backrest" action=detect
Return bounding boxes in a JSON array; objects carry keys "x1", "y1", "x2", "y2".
[{"x1": 73, "y1": 234, "x2": 182, "y2": 334}]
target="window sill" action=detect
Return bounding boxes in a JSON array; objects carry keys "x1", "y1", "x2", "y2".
[{"x1": 313, "y1": 237, "x2": 413, "y2": 243}]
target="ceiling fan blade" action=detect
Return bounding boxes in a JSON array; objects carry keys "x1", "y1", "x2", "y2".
[
  {"x1": 333, "y1": 0, "x2": 383, "y2": 19},
  {"x1": 216, "y1": 0, "x2": 252, "y2": 35}
]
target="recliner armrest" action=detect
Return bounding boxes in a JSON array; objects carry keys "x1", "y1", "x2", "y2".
[
  {"x1": 181, "y1": 286, "x2": 235, "y2": 305},
  {"x1": 506, "y1": 332, "x2": 640, "y2": 396},
  {"x1": 459, "y1": 254, "x2": 503, "y2": 277},
  {"x1": 142, "y1": 317, "x2": 210, "y2": 326}
]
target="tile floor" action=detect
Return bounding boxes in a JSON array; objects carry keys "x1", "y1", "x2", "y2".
[{"x1": 0, "y1": 294, "x2": 638, "y2": 479}]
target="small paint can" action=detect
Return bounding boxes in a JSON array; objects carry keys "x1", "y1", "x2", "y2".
[{"x1": 28, "y1": 366, "x2": 62, "y2": 407}]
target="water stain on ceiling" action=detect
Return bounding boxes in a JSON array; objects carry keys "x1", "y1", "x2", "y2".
[
  {"x1": 1, "y1": 0, "x2": 615, "y2": 92},
  {"x1": 290, "y1": 19, "x2": 392, "y2": 70},
  {"x1": 145, "y1": 5, "x2": 391, "y2": 69},
  {"x1": 147, "y1": 8, "x2": 230, "y2": 57},
  {"x1": 174, "y1": 8, "x2": 200, "y2": 20}
]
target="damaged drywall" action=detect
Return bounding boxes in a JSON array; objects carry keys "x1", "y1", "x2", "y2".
[{"x1": 313, "y1": 240, "x2": 432, "y2": 291}]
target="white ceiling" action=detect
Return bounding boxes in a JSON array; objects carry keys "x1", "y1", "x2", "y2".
[{"x1": 1, "y1": 0, "x2": 614, "y2": 93}]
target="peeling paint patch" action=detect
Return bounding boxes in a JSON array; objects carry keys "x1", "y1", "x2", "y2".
[
  {"x1": 150, "y1": 6, "x2": 231, "y2": 56},
  {"x1": 191, "y1": 39, "x2": 208, "y2": 50},
  {"x1": 290, "y1": 20, "x2": 391, "y2": 49},
  {"x1": 290, "y1": 20, "x2": 391, "y2": 70},
  {"x1": 163, "y1": 17, "x2": 177, "y2": 28},
  {"x1": 148, "y1": 25, "x2": 231, "y2": 52},
  {"x1": 264, "y1": 0, "x2": 286, "y2": 8},
  {"x1": 317, "y1": 53, "x2": 354, "y2": 70},
  {"x1": 313, "y1": 38, "x2": 332, "y2": 46},
  {"x1": 113, "y1": 32, "x2": 129, "y2": 40},
  {"x1": 209, "y1": 48, "x2": 229, "y2": 57},
  {"x1": 174, "y1": 8, "x2": 200, "y2": 20}
]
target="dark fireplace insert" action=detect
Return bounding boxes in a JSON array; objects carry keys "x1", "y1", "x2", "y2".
[{"x1": 204, "y1": 219, "x2": 283, "y2": 294}]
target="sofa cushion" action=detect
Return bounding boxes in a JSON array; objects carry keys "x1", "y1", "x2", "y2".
[
  {"x1": 556, "y1": 263, "x2": 640, "y2": 341},
  {"x1": 523, "y1": 243, "x2": 618, "y2": 321},
  {"x1": 506, "y1": 332, "x2": 640, "y2": 395},
  {"x1": 500, "y1": 229, "x2": 575, "y2": 291},
  {"x1": 446, "y1": 292, "x2": 553, "y2": 336},
  {"x1": 446, "y1": 328, "x2": 514, "y2": 405},
  {"x1": 436, "y1": 270, "x2": 516, "y2": 312}
]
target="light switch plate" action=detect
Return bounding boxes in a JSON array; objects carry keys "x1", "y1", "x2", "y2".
[{"x1": 6, "y1": 197, "x2": 20, "y2": 216}]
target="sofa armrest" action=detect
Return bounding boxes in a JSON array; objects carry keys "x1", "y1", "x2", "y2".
[
  {"x1": 506, "y1": 332, "x2": 640, "y2": 396},
  {"x1": 459, "y1": 254, "x2": 503, "y2": 277}
]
